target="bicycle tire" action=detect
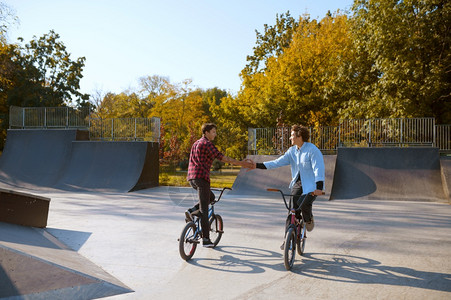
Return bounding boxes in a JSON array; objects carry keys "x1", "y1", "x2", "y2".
[
  {"x1": 284, "y1": 227, "x2": 296, "y2": 270},
  {"x1": 179, "y1": 221, "x2": 198, "y2": 261},
  {"x1": 296, "y1": 221, "x2": 306, "y2": 256},
  {"x1": 209, "y1": 214, "x2": 223, "y2": 247}
]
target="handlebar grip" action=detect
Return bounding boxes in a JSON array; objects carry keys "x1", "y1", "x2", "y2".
[{"x1": 310, "y1": 191, "x2": 326, "y2": 196}]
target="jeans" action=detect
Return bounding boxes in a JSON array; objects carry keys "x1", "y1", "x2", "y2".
[
  {"x1": 189, "y1": 179, "x2": 215, "y2": 240},
  {"x1": 291, "y1": 180, "x2": 316, "y2": 223}
]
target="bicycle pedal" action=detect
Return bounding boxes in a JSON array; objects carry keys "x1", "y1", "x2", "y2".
[{"x1": 187, "y1": 238, "x2": 201, "y2": 244}]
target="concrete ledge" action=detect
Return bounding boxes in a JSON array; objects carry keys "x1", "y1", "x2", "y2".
[{"x1": 0, "y1": 188, "x2": 50, "y2": 228}]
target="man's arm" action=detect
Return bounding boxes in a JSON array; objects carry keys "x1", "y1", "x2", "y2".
[{"x1": 221, "y1": 155, "x2": 254, "y2": 168}]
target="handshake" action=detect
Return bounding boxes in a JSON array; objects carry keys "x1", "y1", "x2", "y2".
[{"x1": 239, "y1": 158, "x2": 256, "y2": 170}]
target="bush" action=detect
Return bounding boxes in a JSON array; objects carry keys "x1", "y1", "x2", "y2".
[{"x1": 212, "y1": 159, "x2": 224, "y2": 171}]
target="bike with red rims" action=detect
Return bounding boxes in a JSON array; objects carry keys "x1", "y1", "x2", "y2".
[
  {"x1": 178, "y1": 187, "x2": 231, "y2": 261},
  {"x1": 267, "y1": 188, "x2": 325, "y2": 270}
]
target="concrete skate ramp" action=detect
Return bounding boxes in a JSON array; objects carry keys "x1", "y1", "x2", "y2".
[
  {"x1": 0, "y1": 222, "x2": 132, "y2": 299},
  {"x1": 440, "y1": 156, "x2": 451, "y2": 203},
  {"x1": 56, "y1": 141, "x2": 159, "y2": 192},
  {"x1": 330, "y1": 147, "x2": 448, "y2": 202},
  {"x1": 230, "y1": 154, "x2": 336, "y2": 197},
  {"x1": 0, "y1": 130, "x2": 159, "y2": 192},
  {"x1": 0, "y1": 129, "x2": 88, "y2": 189}
]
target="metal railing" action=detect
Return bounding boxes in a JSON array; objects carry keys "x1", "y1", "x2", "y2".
[
  {"x1": 339, "y1": 118, "x2": 436, "y2": 147},
  {"x1": 8, "y1": 106, "x2": 161, "y2": 142},
  {"x1": 249, "y1": 118, "x2": 451, "y2": 154},
  {"x1": 9, "y1": 106, "x2": 90, "y2": 129},
  {"x1": 436, "y1": 125, "x2": 451, "y2": 153},
  {"x1": 89, "y1": 117, "x2": 160, "y2": 142}
]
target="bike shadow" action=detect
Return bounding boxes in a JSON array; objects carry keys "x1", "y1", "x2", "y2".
[
  {"x1": 187, "y1": 245, "x2": 286, "y2": 273},
  {"x1": 188, "y1": 247, "x2": 451, "y2": 292},
  {"x1": 295, "y1": 252, "x2": 451, "y2": 293}
]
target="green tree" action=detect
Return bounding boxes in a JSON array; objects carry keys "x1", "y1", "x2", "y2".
[
  {"x1": 343, "y1": 0, "x2": 451, "y2": 123},
  {"x1": 7, "y1": 30, "x2": 89, "y2": 107},
  {"x1": 242, "y1": 11, "x2": 299, "y2": 76}
]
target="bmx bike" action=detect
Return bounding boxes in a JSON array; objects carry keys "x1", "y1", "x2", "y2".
[
  {"x1": 178, "y1": 187, "x2": 231, "y2": 261},
  {"x1": 267, "y1": 188, "x2": 324, "y2": 270}
]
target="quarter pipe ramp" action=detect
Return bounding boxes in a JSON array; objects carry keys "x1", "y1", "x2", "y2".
[
  {"x1": 329, "y1": 147, "x2": 448, "y2": 202},
  {"x1": 0, "y1": 129, "x2": 159, "y2": 192}
]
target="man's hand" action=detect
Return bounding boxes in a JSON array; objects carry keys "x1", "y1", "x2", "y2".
[
  {"x1": 312, "y1": 189, "x2": 324, "y2": 196},
  {"x1": 241, "y1": 158, "x2": 256, "y2": 169}
]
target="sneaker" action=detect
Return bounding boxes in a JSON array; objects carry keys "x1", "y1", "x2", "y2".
[
  {"x1": 184, "y1": 209, "x2": 193, "y2": 222},
  {"x1": 306, "y1": 216, "x2": 315, "y2": 232},
  {"x1": 202, "y1": 238, "x2": 215, "y2": 248}
]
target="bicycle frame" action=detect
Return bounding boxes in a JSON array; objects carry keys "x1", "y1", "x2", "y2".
[
  {"x1": 267, "y1": 188, "x2": 308, "y2": 270},
  {"x1": 191, "y1": 187, "x2": 229, "y2": 235},
  {"x1": 179, "y1": 187, "x2": 230, "y2": 260}
]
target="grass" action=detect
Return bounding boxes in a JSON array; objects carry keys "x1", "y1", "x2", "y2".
[{"x1": 159, "y1": 165, "x2": 241, "y2": 188}]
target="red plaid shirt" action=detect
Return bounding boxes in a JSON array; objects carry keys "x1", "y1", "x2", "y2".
[{"x1": 187, "y1": 136, "x2": 224, "y2": 182}]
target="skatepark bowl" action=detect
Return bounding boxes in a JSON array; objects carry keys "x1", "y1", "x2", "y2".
[{"x1": 0, "y1": 129, "x2": 450, "y2": 299}]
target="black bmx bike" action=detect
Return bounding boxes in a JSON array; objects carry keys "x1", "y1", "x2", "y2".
[
  {"x1": 267, "y1": 188, "x2": 324, "y2": 270},
  {"x1": 178, "y1": 187, "x2": 231, "y2": 261}
]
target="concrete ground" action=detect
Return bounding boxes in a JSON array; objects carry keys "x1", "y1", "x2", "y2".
[{"x1": 1, "y1": 186, "x2": 451, "y2": 299}]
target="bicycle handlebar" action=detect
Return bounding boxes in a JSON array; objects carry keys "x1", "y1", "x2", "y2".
[
  {"x1": 211, "y1": 187, "x2": 232, "y2": 203},
  {"x1": 266, "y1": 188, "x2": 325, "y2": 210}
]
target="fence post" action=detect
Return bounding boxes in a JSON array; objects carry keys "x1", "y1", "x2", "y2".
[
  {"x1": 112, "y1": 119, "x2": 114, "y2": 141},
  {"x1": 433, "y1": 118, "x2": 436, "y2": 147}
]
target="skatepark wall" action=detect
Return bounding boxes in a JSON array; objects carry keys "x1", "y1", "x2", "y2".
[
  {"x1": 329, "y1": 147, "x2": 449, "y2": 202},
  {"x1": 440, "y1": 156, "x2": 451, "y2": 204},
  {"x1": 0, "y1": 129, "x2": 159, "y2": 192},
  {"x1": 0, "y1": 129, "x2": 88, "y2": 189},
  {"x1": 231, "y1": 149, "x2": 450, "y2": 203}
]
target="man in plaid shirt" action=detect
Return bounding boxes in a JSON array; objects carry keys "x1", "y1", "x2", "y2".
[{"x1": 186, "y1": 123, "x2": 252, "y2": 248}]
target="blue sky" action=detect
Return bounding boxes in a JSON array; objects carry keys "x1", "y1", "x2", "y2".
[{"x1": 4, "y1": 0, "x2": 354, "y2": 97}]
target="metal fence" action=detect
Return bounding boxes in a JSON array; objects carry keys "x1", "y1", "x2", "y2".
[
  {"x1": 9, "y1": 106, "x2": 161, "y2": 142},
  {"x1": 339, "y1": 118, "x2": 436, "y2": 147},
  {"x1": 249, "y1": 118, "x2": 451, "y2": 154},
  {"x1": 89, "y1": 117, "x2": 160, "y2": 142},
  {"x1": 9, "y1": 106, "x2": 91, "y2": 129}
]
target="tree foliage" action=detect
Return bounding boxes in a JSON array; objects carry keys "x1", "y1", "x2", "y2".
[
  {"x1": 343, "y1": 0, "x2": 451, "y2": 122},
  {"x1": 238, "y1": 13, "x2": 354, "y2": 128},
  {"x1": 7, "y1": 30, "x2": 89, "y2": 107}
]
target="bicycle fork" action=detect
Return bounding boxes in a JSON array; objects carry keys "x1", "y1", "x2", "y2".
[{"x1": 281, "y1": 209, "x2": 298, "y2": 250}]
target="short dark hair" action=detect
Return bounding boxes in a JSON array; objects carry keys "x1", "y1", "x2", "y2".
[
  {"x1": 202, "y1": 123, "x2": 217, "y2": 134},
  {"x1": 291, "y1": 125, "x2": 310, "y2": 142}
]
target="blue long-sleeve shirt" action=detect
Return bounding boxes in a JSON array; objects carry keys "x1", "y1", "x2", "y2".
[{"x1": 263, "y1": 142, "x2": 325, "y2": 194}]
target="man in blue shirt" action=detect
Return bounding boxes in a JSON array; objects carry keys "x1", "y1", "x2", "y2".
[{"x1": 249, "y1": 125, "x2": 325, "y2": 231}]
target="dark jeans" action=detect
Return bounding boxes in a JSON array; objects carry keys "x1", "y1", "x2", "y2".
[
  {"x1": 189, "y1": 179, "x2": 215, "y2": 240},
  {"x1": 291, "y1": 180, "x2": 316, "y2": 223}
]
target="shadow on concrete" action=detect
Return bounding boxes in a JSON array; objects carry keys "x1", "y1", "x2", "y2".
[
  {"x1": 187, "y1": 245, "x2": 283, "y2": 273},
  {"x1": 46, "y1": 228, "x2": 92, "y2": 251},
  {"x1": 0, "y1": 263, "x2": 19, "y2": 299},
  {"x1": 187, "y1": 246, "x2": 451, "y2": 293},
  {"x1": 294, "y1": 253, "x2": 451, "y2": 293}
]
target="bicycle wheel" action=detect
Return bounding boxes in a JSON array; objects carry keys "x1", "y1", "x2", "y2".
[
  {"x1": 179, "y1": 221, "x2": 198, "y2": 261},
  {"x1": 209, "y1": 214, "x2": 223, "y2": 247},
  {"x1": 284, "y1": 226, "x2": 296, "y2": 270},
  {"x1": 296, "y1": 221, "x2": 306, "y2": 256}
]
